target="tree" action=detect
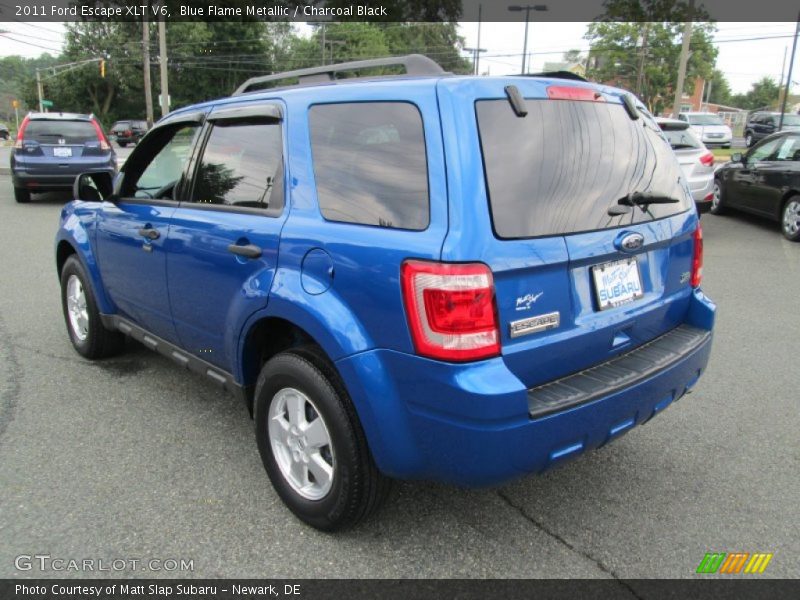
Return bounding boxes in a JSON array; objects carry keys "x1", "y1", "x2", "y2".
[
  {"x1": 730, "y1": 77, "x2": 781, "y2": 110},
  {"x1": 706, "y1": 68, "x2": 732, "y2": 106},
  {"x1": 563, "y1": 49, "x2": 584, "y2": 64},
  {"x1": 584, "y1": 1, "x2": 718, "y2": 115}
]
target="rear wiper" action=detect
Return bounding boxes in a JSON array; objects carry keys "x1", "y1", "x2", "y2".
[{"x1": 618, "y1": 192, "x2": 679, "y2": 210}]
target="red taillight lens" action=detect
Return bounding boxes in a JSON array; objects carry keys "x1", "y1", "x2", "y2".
[
  {"x1": 699, "y1": 152, "x2": 714, "y2": 167},
  {"x1": 546, "y1": 85, "x2": 604, "y2": 102},
  {"x1": 691, "y1": 225, "x2": 703, "y2": 288},
  {"x1": 90, "y1": 119, "x2": 111, "y2": 150},
  {"x1": 14, "y1": 116, "x2": 30, "y2": 149},
  {"x1": 401, "y1": 260, "x2": 500, "y2": 362}
]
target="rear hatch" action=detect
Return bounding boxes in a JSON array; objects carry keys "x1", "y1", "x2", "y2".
[
  {"x1": 15, "y1": 118, "x2": 112, "y2": 175},
  {"x1": 659, "y1": 123, "x2": 713, "y2": 195},
  {"x1": 439, "y1": 78, "x2": 698, "y2": 389}
]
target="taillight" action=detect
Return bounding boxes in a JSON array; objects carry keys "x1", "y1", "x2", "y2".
[
  {"x1": 90, "y1": 119, "x2": 111, "y2": 151},
  {"x1": 14, "y1": 115, "x2": 30, "y2": 149},
  {"x1": 401, "y1": 260, "x2": 500, "y2": 362},
  {"x1": 691, "y1": 225, "x2": 703, "y2": 288},
  {"x1": 546, "y1": 85, "x2": 604, "y2": 102},
  {"x1": 699, "y1": 152, "x2": 714, "y2": 167}
]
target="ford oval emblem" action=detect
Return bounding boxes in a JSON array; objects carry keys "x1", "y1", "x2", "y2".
[{"x1": 616, "y1": 232, "x2": 644, "y2": 253}]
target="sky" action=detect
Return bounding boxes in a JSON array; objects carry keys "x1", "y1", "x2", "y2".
[{"x1": 0, "y1": 20, "x2": 797, "y2": 95}]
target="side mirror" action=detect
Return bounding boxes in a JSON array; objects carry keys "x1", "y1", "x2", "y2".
[
  {"x1": 731, "y1": 152, "x2": 744, "y2": 163},
  {"x1": 73, "y1": 171, "x2": 114, "y2": 202},
  {"x1": 112, "y1": 171, "x2": 124, "y2": 198}
]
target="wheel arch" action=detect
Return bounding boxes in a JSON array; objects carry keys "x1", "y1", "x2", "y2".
[{"x1": 778, "y1": 189, "x2": 800, "y2": 221}]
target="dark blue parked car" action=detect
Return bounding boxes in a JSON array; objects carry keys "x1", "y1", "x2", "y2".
[
  {"x1": 55, "y1": 56, "x2": 715, "y2": 530},
  {"x1": 12, "y1": 112, "x2": 116, "y2": 203}
]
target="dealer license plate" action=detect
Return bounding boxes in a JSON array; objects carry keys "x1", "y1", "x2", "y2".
[
  {"x1": 53, "y1": 147, "x2": 72, "y2": 158},
  {"x1": 592, "y1": 258, "x2": 644, "y2": 310}
]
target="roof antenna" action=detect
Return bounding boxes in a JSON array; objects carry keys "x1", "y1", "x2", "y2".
[{"x1": 505, "y1": 85, "x2": 528, "y2": 117}]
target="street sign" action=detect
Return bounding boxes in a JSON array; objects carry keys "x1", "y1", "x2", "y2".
[
  {"x1": 158, "y1": 94, "x2": 171, "y2": 109},
  {"x1": 41, "y1": 100, "x2": 54, "y2": 108},
  {"x1": 11, "y1": 99, "x2": 19, "y2": 109}
]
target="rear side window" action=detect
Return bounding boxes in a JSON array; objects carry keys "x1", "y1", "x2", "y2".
[
  {"x1": 191, "y1": 121, "x2": 283, "y2": 211},
  {"x1": 660, "y1": 126, "x2": 702, "y2": 150},
  {"x1": 24, "y1": 120, "x2": 97, "y2": 144},
  {"x1": 476, "y1": 99, "x2": 691, "y2": 239},
  {"x1": 309, "y1": 102, "x2": 429, "y2": 230}
]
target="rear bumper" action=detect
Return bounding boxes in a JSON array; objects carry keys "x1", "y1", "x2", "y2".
[
  {"x1": 337, "y1": 288, "x2": 716, "y2": 487},
  {"x1": 12, "y1": 166, "x2": 115, "y2": 190}
]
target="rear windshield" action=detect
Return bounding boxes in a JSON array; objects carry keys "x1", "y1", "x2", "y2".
[
  {"x1": 111, "y1": 121, "x2": 131, "y2": 131},
  {"x1": 660, "y1": 126, "x2": 702, "y2": 150},
  {"x1": 687, "y1": 114, "x2": 724, "y2": 126},
  {"x1": 25, "y1": 120, "x2": 97, "y2": 144},
  {"x1": 476, "y1": 99, "x2": 691, "y2": 239}
]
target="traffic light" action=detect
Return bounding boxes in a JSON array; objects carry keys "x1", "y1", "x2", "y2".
[{"x1": 100, "y1": 59, "x2": 105, "y2": 78}]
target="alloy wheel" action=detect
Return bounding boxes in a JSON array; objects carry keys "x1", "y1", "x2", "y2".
[{"x1": 66, "y1": 275, "x2": 89, "y2": 341}]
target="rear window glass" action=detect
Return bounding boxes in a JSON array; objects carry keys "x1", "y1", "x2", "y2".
[
  {"x1": 782, "y1": 114, "x2": 800, "y2": 126},
  {"x1": 25, "y1": 120, "x2": 97, "y2": 144},
  {"x1": 660, "y1": 126, "x2": 702, "y2": 150},
  {"x1": 476, "y1": 99, "x2": 691, "y2": 239},
  {"x1": 309, "y1": 102, "x2": 429, "y2": 230}
]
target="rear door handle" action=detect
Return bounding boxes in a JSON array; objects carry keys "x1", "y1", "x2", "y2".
[
  {"x1": 227, "y1": 243, "x2": 262, "y2": 259},
  {"x1": 138, "y1": 227, "x2": 160, "y2": 240}
]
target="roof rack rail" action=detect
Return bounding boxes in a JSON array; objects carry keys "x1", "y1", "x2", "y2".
[{"x1": 232, "y1": 54, "x2": 446, "y2": 96}]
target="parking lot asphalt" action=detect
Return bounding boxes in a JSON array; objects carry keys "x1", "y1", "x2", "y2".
[{"x1": 0, "y1": 177, "x2": 798, "y2": 582}]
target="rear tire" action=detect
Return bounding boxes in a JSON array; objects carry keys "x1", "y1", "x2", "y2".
[
  {"x1": 117, "y1": 141, "x2": 127, "y2": 148},
  {"x1": 14, "y1": 187, "x2": 30, "y2": 203},
  {"x1": 254, "y1": 349, "x2": 391, "y2": 531},
  {"x1": 782, "y1": 197, "x2": 800, "y2": 242},
  {"x1": 710, "y1": 180, "x2": 726, "y2": 216},
  {"x1": 745, "y1": 132, "x2": 754, "y2": 148},
  {"x1": 60, "y1": 255, "x2": 125, "y2": 359}
]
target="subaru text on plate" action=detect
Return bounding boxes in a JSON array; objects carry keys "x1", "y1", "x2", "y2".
[
  {"x1": 55, "y1": 56, "x2": 716, "y2": 531},
  {"x1": 11, "y1": 112, "x2": 116, "y2": 203}
]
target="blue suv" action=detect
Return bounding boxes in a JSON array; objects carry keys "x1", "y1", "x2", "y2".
[{"x1": 56, "y1": 56, "x2": 715, "y2": 530}]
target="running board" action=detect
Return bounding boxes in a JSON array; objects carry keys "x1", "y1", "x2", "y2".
[
  {"x1": 527, "y1": 324, "x2": 711, "y2": 419},
  {"x1": 100, "y1": 314, "x2": 248, "y2": 405}
]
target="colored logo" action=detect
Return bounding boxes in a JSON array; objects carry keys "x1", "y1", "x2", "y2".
[{"x1": 696, "y1": 552, "x2": 773, "y2": 574}]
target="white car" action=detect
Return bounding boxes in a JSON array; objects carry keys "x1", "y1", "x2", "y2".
[
  {"x1": 656, "y1": 118, "x2": 715, "y2": 213},
  {"x1": 678, "y1": 112, "x2": 732, "y2": 148}
]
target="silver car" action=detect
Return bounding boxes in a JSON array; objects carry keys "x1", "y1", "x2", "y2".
[{"x1": 656, "y1": 118, "x2": 715, "y2": 213}]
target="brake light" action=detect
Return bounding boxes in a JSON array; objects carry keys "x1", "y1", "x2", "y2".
[
  {"x1": 691, "y1": 225, "x2": 703, "y2": 288},
  {"x1": 90, "y1": 119, "x2": 111, "y2": 151},
  {"x1": 546, "y1": 85, "x2": 604, "y2": 102},
  {"x1": 14, "y1": 115, "x2": 30, "y2": 149},
  {"x1": 401, "y1": 260, "x2": 500, "y2": 362},
  {"x1": 699, "y1": 152, "x2": 714, "y2": 167}
]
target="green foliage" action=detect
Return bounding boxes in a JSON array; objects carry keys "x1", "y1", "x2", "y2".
[
  {"x1": 585, "y1": 1, "x2": 717, "y2": 115},
  {"x1": 706, "y1": 68, "x2": 732, "y2": 106},
  {"x1": 729, "y1": 77, "x2": 782, "y2": 110}
]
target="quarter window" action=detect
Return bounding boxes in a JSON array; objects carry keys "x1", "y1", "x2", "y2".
[
  {"x1": 309, "y1": 102, "x2": 429, "y2": 230},
  {"x1": 191, "y1": 121, "x2": 283, "y2": 211}
]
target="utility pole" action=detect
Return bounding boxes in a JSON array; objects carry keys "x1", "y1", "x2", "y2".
[
  {"x1": 321, "y1": 23, "x2": 326, "y2": 66},
  {"x1": 672, "y1": 0, "x2": 694, "y2": 118},
  {"x1": 779, "y1": 12, "x2": 799, "y2": 132},
  {"x1": 704, "y1": 79, "x2": 713, "y2": 109},
  {"x1": 142, "y1": 15, "x2": 154, "y2": 127},
  {"x1": 635, "y1": 22, "x2": 650, "y2": 96},
  {"x1": 476, "y1": 4, "x2": 483, "y2": 75},
  {"x1": 158, "y1": 17, "x2": 169, "y2": 117},
  {"x1": 464, "y1": 47, "x2": 487, "y2": 75},
  {"x1": 36, "y1": 70, "x2": 44, "y2": 112}
]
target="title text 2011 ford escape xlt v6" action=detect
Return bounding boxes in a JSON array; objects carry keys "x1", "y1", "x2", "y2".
[{"x1": 56, "y1": 56, "x2": 715, "y2": 531}]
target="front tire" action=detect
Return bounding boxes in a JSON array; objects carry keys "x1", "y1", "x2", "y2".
[
  {"x1": 710, "y1": 180, "x2": 727, "y2": 215},
  {"x1": 60, "y1": 256, "x2": 125, "y2": 359},
  {"x1": 254, "y1": 349, "x2": 390, "y2": 531},
  {"x1": 745, "y1": 132, "x2": 754, "y2": 147},
  {"x1": 782, "y1": 197, "x2": 800, "y2": 242},
  {"x1": 14, "y1": 187, "x2": 30, "y2": 203}
]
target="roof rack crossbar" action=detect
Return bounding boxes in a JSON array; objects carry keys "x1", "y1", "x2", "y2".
[{"x1": 232, "y1": 54, "x2": 445, "y2": 96}]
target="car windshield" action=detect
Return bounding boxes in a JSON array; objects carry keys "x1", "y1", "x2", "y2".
[
  {"x1": 24, "y1": 120, "x2": 97, "y2": 144},
  {"x1": 660, "y1": 126, "x2": 702, "y2": 150},
  {"x1": 687, "y1": 114, "x2": 724, "y2": 126},
  {"x1": 476, "y1": 98, "x2": 691, "y2": 239}
]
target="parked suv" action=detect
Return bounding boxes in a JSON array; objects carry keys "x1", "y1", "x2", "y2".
[
  {"x1": 56, "y1": 56, "x2": 715, "y2": 531},
  {"x1": 744, "y1": 111, "x2": 800, "y2": 147},
  {"x1": 11, "y1": 112, "x2": 116, "y2": 203},
  {"x1": 109, "y1": 119, "x2": 149, "y2": 146}
]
